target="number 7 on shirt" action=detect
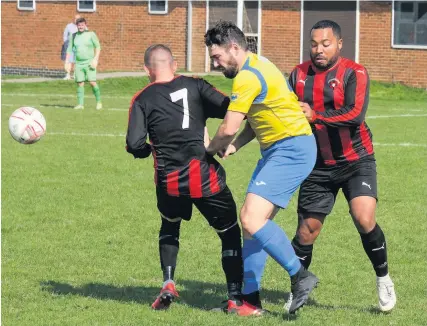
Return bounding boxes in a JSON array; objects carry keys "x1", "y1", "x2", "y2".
[{"x1": 170, "y1": 88, "x2": 190, "y2": 129}]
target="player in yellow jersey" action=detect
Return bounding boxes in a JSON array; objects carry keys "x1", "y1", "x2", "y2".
[{"x1": 205, "y1": 21, "x2": 318, "y2": 315}]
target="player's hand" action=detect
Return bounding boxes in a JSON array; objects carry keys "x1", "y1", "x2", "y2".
[
  {"x1": 90, "y1": 58, "x2": 98, "y2": 69},
  {"x1": 299, "y1": 101, "x2": 314, "y2": 122},
  {"x1": 219, "y1": 144, "x2": 237, "y2": 160},
  {"x1": 64, "y1": 62, "x2": 71, "y2": 73}
]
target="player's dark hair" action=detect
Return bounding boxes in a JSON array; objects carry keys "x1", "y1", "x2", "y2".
[
  {"x1": 204, "y1": 20, "x2": 248, "y2": 51},
  {"x1": 76, "y1": 17, "x2": 86, "y2": 25},
  {"x1": 311, "y1": 20, "x2": 342, "y2": 39},
  {"x1": 144, "y1": 44, "x2": 173, "y2": 67}
]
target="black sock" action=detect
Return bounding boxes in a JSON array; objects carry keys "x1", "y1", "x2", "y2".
[
  {"x1": 159, "y1": 218, "x2": 181, "y2": 282},
  {"x1": 360, "y1": 223, "x2": 388, "y2": 277},
  {"x1": 242, "y1": 291, "x2": 262, "y2": 308},
  {"x1": 291, "y1": 237, "x2": 313, "y2": 270},
  {"x1": 217, "y1": 223, "x2": 243, "y2": 300}
]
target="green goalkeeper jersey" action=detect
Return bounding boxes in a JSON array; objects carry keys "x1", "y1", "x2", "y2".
[{"x1": 67, "y1": 30, "x2": 101, "y2": 65}]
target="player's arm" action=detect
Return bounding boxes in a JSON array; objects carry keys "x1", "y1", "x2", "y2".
[
  {"x1": 204, "y1": 126, "x2": 211, "y2": 148},
  {"x1": 206, "y1": 71, "x2": 261, "y2": 155},
  {"x1": 91, "y1": 32, "x2": 101, "y2": 68},
  {"x1": 64, "y1": 34, "x2": 75, "y2": 72},
  {"x1": 198, "y1": 78, "x2": 230, "y2": 119},
  {"x1": 232, "y1": 121, "x2": 255, "y2": 150},
  {"x1": 310, "y1": 68, "x2": 370, "y2": 127},
  {"x1": 126, "y1": 100, "x2": 152, "y2": 159},
  {"x1": 63, "y1": 25, "x2": 69, "y2": 43}
]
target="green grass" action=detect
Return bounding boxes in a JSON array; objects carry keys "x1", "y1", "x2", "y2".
[{"x1": 2, "y1": 77, "x2": 427, "y2": 326}]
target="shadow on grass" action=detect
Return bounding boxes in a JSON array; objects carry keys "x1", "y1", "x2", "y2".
[{"x1": 40, "y1": 279, "x2": 379, "y2": 316}]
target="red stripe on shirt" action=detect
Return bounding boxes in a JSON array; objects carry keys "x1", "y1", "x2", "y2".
[
  {"x1": 334, "y1": 66, "x2": 359, "y2": 162},
  {"x1": 360, "y1": 122, "x2": 374, "y2": 155},
  {"x1": 313, "y1": 73, "x2": 336, "y2": 165},
  {"x1": 209, "y1": 164, "x2": 220, "y2": 194},
  {"x1": 295, "y1": 68, "x2": 305, "y2": 99},
  {"x1": 189, "y1": 159, "x2": 203, "y2": 198},
  {"x1": 339, "y1": 128, "x2": 360, "y2": 162},
  {"x1": 320, "y1": 68, "x2": 368, "y2": 123}
]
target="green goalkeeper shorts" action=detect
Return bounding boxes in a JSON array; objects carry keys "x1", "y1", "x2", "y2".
[{"x1": 75, "y1": 64, "x2": 97, "y2": 83}]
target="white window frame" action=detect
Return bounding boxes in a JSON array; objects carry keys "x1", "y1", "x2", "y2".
[
  {"x1": 77, "y1": 0, "x2": 96, "y2": 13},
  {"x1": 392, "y1": 0, "x2": 427, "y2": 49},
  {"x1": 149, "y1": 0, "x2": 168, "y2": 15},
  {"x1": 17, "y1": 0, "x2": 35, "y2": 11}
]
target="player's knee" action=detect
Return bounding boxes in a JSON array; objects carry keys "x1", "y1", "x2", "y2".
[
  {"x1": 216, "y1": 222, "x2": 242, "y2": 251},
  {"x1": 353, "y1": 213, "x2": 376, "y2": 233},
  {"x1": 211, "y1": 215, "x2": 239, "y2": 236},
  {"x1": 239, "y1": 205, "x2": 255, "y2": 231},
  {"x1": 296, "y1": 213, "x2": 323, "y2": 244},
  {"x1": 160, "y1": 214, "x2": 181, "y2": 238}
]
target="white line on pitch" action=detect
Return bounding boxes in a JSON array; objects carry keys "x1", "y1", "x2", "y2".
[
  {"x1": 2, "y1": 104, "x2": 128, "y2": 111},
  {"x1": 373, "y1": 142, "x2": 427, "y2": 148},
  {"x1": 2, "y1": 93, "x2": 131, "y2": 99},
  {"x1": 390, "y1": 108, "x2": 424, "y2": 112},
  {"x1": 368, "y1": 114, "x2": 427, "y2": 119},
  {"x1": 48, "y1": 131, "x2": 126, "y2": 137}
]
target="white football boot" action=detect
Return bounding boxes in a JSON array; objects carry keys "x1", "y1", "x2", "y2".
[{"x1": 377, "y1": 274, "x2": 396, "y2": 312}]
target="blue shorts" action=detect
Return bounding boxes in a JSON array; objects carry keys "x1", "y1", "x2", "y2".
[{"x1": 247, "y1": 134, "x2": 317, "y2": 208}]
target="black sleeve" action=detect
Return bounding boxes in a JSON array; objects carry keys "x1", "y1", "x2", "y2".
[
  {"x1": 312, "y1": 68, "x2": 370, "y2": 127},
  {"x1": 198, "y1": 78, "x2": 230, "y2": 119},
  {"x1": 288, "y1": 68, "x2": 298, "y2": 92},
  {"x1": 126, "y1": 99, "x2": 152, "y2": 159}
]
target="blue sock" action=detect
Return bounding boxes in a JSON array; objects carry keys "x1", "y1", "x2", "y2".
[
  {"x1": 252, "y1": 220, "x2": 301, "y2": 276},
  {"x1": 242, "y1": 238, "x2": 268, "y2": 294}
]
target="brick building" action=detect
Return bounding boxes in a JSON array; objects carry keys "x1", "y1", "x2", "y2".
[{"x1": 2, "y1": 1, "x2": 427, "y2": 88}]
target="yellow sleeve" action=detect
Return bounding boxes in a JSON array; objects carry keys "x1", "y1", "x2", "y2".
[{"x1": 228, "y1": 70, "x2": 261, "y2": 114}]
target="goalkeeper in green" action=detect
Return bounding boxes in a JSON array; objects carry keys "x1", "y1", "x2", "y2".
[{"x1": 65, "y1": 17, "x2": 102, "y2": 110}]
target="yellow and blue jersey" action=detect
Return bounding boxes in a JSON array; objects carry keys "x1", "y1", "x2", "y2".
[{"x1": 228, "y1": 53, "x2": 312, "y2": 149}]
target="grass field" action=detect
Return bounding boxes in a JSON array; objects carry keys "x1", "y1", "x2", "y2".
[{"x1": 2, "y1": 76, "x2": 427, "y2": 326}]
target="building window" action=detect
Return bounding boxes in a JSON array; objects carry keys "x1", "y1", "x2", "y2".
[
  {"x1": 17, "y1": 0, "x2": 35, "y2": 11},
  {"x1": 149, "y1": 1, "x2": 168, "y2": 14},
  {"x1": 393, "y1": 1, "x2": 427, "y2": 48},
  {"x1": 77, "y1": 0, "x2": 96, "y2": 13}
]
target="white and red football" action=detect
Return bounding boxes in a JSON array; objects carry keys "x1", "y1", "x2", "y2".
[{"x1": 8, "y1": 107, "x2": 47, "y2": 144}]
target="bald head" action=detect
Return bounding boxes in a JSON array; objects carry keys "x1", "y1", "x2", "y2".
[
  {"x1": 143, "y1": 44, "x2": 177, "y2": 82},
  {"x1": 144, "y1": 44, "x2": 174, "y2": 68},
  {"x1": 74, "y1": 14, "x2": 81, "y2": 23}
]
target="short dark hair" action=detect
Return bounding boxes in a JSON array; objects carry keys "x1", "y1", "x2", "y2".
[
  {"x1": 76, "y1": 17, "x2": 86, "y2": 25},
  {"x1": 311, "y1": 20, "x2": 342, "y2": 39},
  {"x1": 144, "y1": 44, "x2": 173, "y2": 67},
  {"x1": 204, "y1": 20, "x2": 248, "y2": 51}
]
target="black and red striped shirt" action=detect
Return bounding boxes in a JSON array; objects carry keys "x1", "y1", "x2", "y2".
[
  {"x1": 126, "y1": 75, "x2": 230, "y2": 198},
  {"x1": 289, "y1": 57, "x2": 374, "y2": 167}
]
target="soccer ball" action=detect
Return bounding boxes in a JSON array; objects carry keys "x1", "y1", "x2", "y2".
[{"x1": 8, "y1": 107, "x2": 47, "y2": 144}]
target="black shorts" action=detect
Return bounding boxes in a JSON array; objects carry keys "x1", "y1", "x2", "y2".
[
  {"x1": 298, "y1": 155, "x2": 377, "y2": 216},
  {"x1": 156, "y1": 185, "x2": 238, "y2": 231}
]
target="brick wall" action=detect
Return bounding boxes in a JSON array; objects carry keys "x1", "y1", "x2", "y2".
[
  {"x1": 1, "y1": 1, "x2": 189, "y2": 72},
  {"x1": 261, "y1": 1, "x2": 301, "y2": 74},
  {"x1": 359, "y1": 1, "x2": 427, "y2": 88},
  {"x1": 190, "y1": 1, "x2": 207, "y2": 72},
  {"x1": 2, "y1": 1, "x2": 426, "y2": 87}
]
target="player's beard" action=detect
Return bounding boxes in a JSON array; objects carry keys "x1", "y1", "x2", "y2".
[
  {"x1": 310, "y1": 51, "x2": 340, "y2": 71},
  {"x1": 222, "y1": 57, "x2": 239, "y2": 79}
]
